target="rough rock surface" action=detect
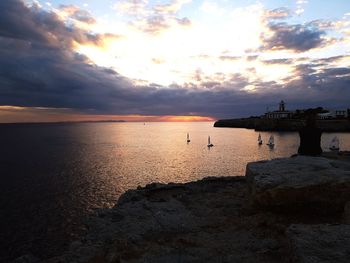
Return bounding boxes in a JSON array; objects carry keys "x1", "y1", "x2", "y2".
[
  {"x1": 21, "y1": 155, "x2": 350, "y2": 263},
  {"x1": 287, "y1": 224, "x2": 350, "y2": 263},
  {"x1": 246, "y1": 156, "x2": 350, "y2": 212},
  {"x1": 41, "y1": 176, "x2": 344, "y2": 263},
  {"x1": 343, "y1": 202, "x2": 350, "y2": 223},
  {"x1": 44, "y1": 177, "x2": 286, "y2": 263}
]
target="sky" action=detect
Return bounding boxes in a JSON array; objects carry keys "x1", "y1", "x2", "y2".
[{"x1": 0, "y1": 0, "x2": 349, "y2": 122}]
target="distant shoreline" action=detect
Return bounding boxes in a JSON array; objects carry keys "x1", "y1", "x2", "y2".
[
  {"x1": 214, "y1": 118, "x2": 350, "y2": 132},
  {"x1": 0, "y1": 120, "x2": 127, "y2": 125},
  {"x1": 0, "y1": 120, "x2": 216, "y2": 125}
]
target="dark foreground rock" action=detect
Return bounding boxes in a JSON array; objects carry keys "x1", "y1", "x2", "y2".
[
  {"x1": 26, "y1": 156, "x2": 350, "y2": 263},
  {"x1": 41, "y1": 177, "x2": 293, "y2": 263},
  {"x1": 246, "y1": 156, "x2": 350, "y2": 212},
  {"x1": 287, "y1": 224, "x2": 350, "y2": 263}
]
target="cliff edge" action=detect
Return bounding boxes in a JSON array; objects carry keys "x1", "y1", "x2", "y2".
[{"x1": 16, "y1": 154, "x2": 350, "y2": 263}]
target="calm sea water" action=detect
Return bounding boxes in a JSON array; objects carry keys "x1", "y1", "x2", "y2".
[{"x1": 1, "y1": 122, "x2": 349, "y2": 261}]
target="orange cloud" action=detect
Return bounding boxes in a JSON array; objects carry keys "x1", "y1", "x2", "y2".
[
  {"x1": 151, "y1": 115, "x2": 215, "y2": 122},
  {"x1": 0, "y1": 106, "x2": 214, "y2": 123}
]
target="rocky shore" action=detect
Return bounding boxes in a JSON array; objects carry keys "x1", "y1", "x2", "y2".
[
  {"x1": 16, "y1": 153, "x2": 350, "y2": 263},
  {"x1": 214, "y1": 118, "x2": 350, "y2": 132}
]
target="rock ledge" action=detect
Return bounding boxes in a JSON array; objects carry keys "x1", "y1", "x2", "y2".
[
  {"x1": 246, "y1": 156, "x2": 350, "y2": 212},
  {"x1": 20, "y1": 156, "x2": 350, "y2": 263}
]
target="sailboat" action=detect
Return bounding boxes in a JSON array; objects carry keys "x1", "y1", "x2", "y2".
[
  {"x1": 258, "y1": 133, "x2": 263, "y2": 145},
  {"x1": 187, "y1": 133, "x2": 191, "y2": 143},
  {"x1": 266, "y1": 135, "x2": 274, "y2": 147},
  {"x1": 329, "y1": 136, "x2": 340, "y2": 151},
  {"x1": 207, "y1": 136, "x2": 214, "y2": 147}
]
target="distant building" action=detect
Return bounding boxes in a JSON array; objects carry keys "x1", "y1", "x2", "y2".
[
  {"x1": 335, "y1": 110, "x2": 347, "y2": 118},
  {"x1": 264, "y1": 100, "x2": 293, "y2": 119},
  {"x1": 317, "y1": 109, "x2": 348, "y2": 119},
  {"x1": 317, "y1": 112, "x2": 332, "y2": 119}
]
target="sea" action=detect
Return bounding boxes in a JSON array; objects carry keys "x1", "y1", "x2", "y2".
[{"x1": 1, "y1": 122, "x2": 350, "y2": 261}]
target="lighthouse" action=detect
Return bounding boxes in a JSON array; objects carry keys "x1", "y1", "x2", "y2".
[
  {"x1": 265, "y1": 100, "x2": 291, "y2": 119},
  {"x1": 279, "y1": 100, "x2": 285, "y2": 112}
]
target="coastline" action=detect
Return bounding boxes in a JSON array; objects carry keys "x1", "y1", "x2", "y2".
[
  {"x1": 214, "y1": 118, "x2": 350, "y2": 132},
  {"x1": 19, "y1": 152, "x2": 350, "y2": 263}
]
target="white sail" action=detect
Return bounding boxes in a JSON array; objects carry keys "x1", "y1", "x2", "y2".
[
  {"x1": 258, "y1": 133, "x2": 263, "y2": 145},
  {"x1": 329, "y1": 136, "x2": 339, "y2": 150},
  {"x1": 207, "y1": 136, "x2": 213, "y2": 147},
  {"x1": 267, "y1": 135, "x2": 274, "y2": 146},
  {"x1": 269, "y1": 135, "x2": 274, "y2": 144}
]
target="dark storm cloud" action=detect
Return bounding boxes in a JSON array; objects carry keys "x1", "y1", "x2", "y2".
[
  {"x1": 322, "y1": 67, "x2": 350, "y2": 76},
  {"x1": 0, "y1": 0, "x2": 131, "y2": 111},
  {"x1": 260, "y1": 8, "x2": 342, "y2": 53},
  {"x1": 313, "y1": 55, "x2": 349, "y2": 64},
  {"x1": 0, "y1": 0, "x2": 349, "y2": 120},
  {"x1": 261, "y1": 22, "x2": 330, "y2": 52},
  {"x1": 0, "y1": 37, "x2": 132, "y2": 111},
  {"x1": 278, "y1": 64, "x2": 350, "y2": 109},
  {"x1": 0, "y1": 0, "x2": 248, "y2": 118},
  {"x1": 0, "y1": 0, "x2": 115, "y2": 49}
]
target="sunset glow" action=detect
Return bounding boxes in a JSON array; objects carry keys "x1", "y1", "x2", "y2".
[
  {"x1": 0, "y1": 106, "x2": 213, "y2": 123},
  {"x1": 0, "y1": 0, "x2": 350, "y2": 122},
  {"x1": 1, "y1": 2, "x2": 350, "y2": 260}
]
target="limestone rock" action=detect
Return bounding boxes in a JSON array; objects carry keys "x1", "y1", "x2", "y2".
[
  {"x1": 43, "y1": 158, "x2": 350, "y2": 262},
  {"x1": 342, "y1": 202, "x2": 350, "y2": 223},
  {"x1": 287, "y1": 224, "x2": 350, "y2": 263},
  {"x1": 246, "y1": 156, "x2": 350, "y2": 212},
  {"x1": 12, "y1": 255, "x2": 39, "y2": 263}
]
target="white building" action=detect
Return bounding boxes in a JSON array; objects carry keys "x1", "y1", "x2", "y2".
[
  {"x1": 264, "y1": 100, "x2": 293, "y2": 119},
  {"x1": 318, "y1": 109, "x2": 348, "y2": 119}
]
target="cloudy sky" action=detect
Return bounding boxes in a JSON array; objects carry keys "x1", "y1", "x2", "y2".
[{"x1": 0, "y1": 0, "x2": 349, "y2": 122}]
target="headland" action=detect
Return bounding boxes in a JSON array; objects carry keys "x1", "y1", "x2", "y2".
[
  {"x1": 214, "y1": 118, "x2": 350, "y2": 132},
  {"x1": 214, "y1": 101, "x2": 350, "y2": 132}
]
